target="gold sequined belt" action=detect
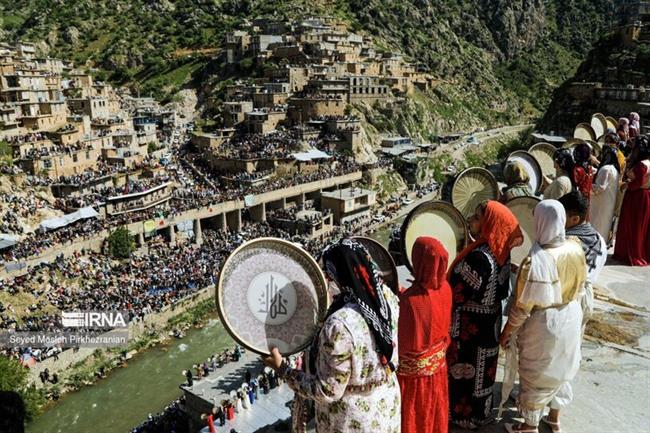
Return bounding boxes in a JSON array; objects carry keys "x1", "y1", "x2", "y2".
[{"x1": 397, "y1": 340, "x2": 447, "y2": 377}]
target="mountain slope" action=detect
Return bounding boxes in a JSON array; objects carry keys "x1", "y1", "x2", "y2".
[
  {"x1": 0, "y1": 0, "x2": 618, "y2": 130},
  {"x1": 538, "y1": 31, "x2": 650, "y2": 135}
]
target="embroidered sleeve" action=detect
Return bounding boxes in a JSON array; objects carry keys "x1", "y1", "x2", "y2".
[
  {"x1": 279, "y1": 318, "x2": 352, "y2": 404},
  {"x1": 451, "y1": 249, "x2": 491, "y2": 303}
]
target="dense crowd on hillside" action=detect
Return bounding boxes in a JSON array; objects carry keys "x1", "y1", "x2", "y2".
[
  {"x1": 217, "y1": 131, "x2": 301, "y2": 159},
  {"x1": 23, "y1": 143, "x2": 94, "y2": 159},
  {"x1": 1, "y1": 155, "x2": 359, "y2": 262},
  {"x1": 0, "y1": 224, "x2": 290, "y2": 359},
  {"x1": 0, "y1": 190, "x2": 51, "y2": 234}
]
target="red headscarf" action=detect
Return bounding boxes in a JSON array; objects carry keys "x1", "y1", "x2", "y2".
[
  {"x1": 411, "y1": 236, "x2": 449, "y2": 291},
  {"x1": 448, "y1": 200, "x2": 523, "y2": 275}
]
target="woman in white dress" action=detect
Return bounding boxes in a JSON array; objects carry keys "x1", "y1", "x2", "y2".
[
  {"x1": 240, "y1": 386, "x2": 250, "y2": 409},
  {"x1": 590, "y1": 145, "x2": 620, "y2": 242},
  {"x1": 499, "y1": 200, "x2": 588, "y2": 433}
]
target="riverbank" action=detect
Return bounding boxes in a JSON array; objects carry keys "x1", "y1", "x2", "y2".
[
  {"x1": 27, "y1": 315, "x2": 236, "y2": 433},
  {"x1": 30, "y1": 290, "x2": 217, "y2": 404}
]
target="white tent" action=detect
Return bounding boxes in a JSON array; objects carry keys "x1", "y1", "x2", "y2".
[
  {"x1": 292, "y1": 149, "x2": 331, "y2": 162},
  {"x1": 39, "y1": 207, "x2": 99, "y2": 231},
  {"x1": 0, "y1": 233, "x2": 18, "y2": 250}
]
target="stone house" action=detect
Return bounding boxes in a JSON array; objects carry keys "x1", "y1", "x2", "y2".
[
  {"x1": 20, "y1": 146, "x2": 100, "y2": 178},
  {"x1": 245, "y1": 108, "x2": 287, "y2": 134},
  {"x1": 223, "y1": 100, "x2": 254, "y2": 127}
]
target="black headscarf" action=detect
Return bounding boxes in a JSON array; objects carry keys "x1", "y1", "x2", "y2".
[
  {"x1": 554, "y1": 148, "x2": 575, "y2": 175},
  {"x1": 573, "y1": 143, "x2": 592, "y2": 171},
  {"x1": 598, "y1": 145, "x2": 620, "y2": 175},
  {"x1": 310, "y1": 239, "x2": 395, "y2": 373}
]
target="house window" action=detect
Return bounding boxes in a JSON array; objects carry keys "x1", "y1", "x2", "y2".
[
  {"x1": 86, "y1": 151, "x2": 91, "y2": 160},
  {"x1": 72, "y1": 154, "x2": 78, "y2": 163},
  {"x1": 43, "y1": 159, "x2": 52, "y2": 169}
]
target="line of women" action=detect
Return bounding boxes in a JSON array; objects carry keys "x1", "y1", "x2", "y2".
[
  {"x1": 505, "y1": 127, "x2": 650, "y2": 266},
  {"x1": 261, "y1": 197, "x2": 590, "y2": 433}
]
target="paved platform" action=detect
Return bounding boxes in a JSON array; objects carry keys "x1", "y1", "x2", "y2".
[
  {"x1": 594, "y1": 260, "x2": 650, "y2": 309},
  {"x1": 183, "y1": 354, "x2": 296, "y2": 433}
]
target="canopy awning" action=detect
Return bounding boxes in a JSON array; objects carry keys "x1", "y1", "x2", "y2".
[
  {"x1": 0, "y1": 233, "x2": 18, "y2": 250},
  {"x1": 39, "y1": 207, "x2": 99, "y2": 231},
  {"x1": 292, "y1": 149, "x2": 331, "y2": 162}
]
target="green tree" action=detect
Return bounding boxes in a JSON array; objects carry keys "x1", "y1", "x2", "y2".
[
  {"x1": 107, "y1": 227, "x2": 135, "y2": 258},
  {"x1": 0, "y1": 356, "x2": 46, "y2": 421},
  {"x1": 0, "y1": 139, "x2": 13, "y2": 166},
  {"x1": 147, "y1": 142, "x2": 158, "y2": 154}
]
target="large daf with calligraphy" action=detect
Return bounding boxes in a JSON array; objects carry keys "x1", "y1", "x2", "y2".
[{"x1": 216, "y1": 238, "x2": 328, "y2": 355}]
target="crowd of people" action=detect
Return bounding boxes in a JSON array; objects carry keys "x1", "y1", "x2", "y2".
[
  {"x1": 23, "y1": 142, "x2": 94, "y2": 159},
  {"x1": 261, "y1": 192, "x2": 601, "y2": 433},
  {"x1": 501, "y1": 113, "x2": 649, "y2": 266},
  {"x1": 182, "y1": 345, "x2": 297, "y2": 433},
  {"x1": 4, "y1": 132, "x2": 47, "y2": 145},
  {"x1": 0, "y1": 189, "x2": 51, "y2": 234},
  {"x1": 217, "y1": 131, "x2": 301, "y2": 160},
  {"x1": 130, "y1": 398, "x2": 188, "y2": 433},
  {"x1": 0, "y1": 153, "x2": 360, "y2": 264}
]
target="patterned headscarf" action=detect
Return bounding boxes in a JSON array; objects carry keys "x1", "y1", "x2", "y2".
[{"x1": 314, "y1": 239, "x2": 395, "y2": 372}]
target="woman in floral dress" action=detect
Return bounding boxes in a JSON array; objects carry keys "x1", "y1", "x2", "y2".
[
  {"x1": 447, "y1": 201, "x2": 523, "y2": 429},
  {"x1": 264, "y1": 238, "x2": 401, "y2": 433}
]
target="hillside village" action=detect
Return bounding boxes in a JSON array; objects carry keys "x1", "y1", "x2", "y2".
[
  {"x1": 195, "y1": 16, "x2": 440, "y2": 161},
  {"x1": 0, "y1": 17, "x2": 450, "y2": 242},
  {"x1": 0, "y1": 4, "x2": 649, "y2": 433}
]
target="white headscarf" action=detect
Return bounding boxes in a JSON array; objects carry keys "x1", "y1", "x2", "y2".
[{"x1": 518, "y1": 200, "x2": 565, "y2": 308}]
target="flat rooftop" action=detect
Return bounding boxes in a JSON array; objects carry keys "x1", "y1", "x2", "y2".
[
  {"x1": 182, "y1": 355, "x2": 295, "y2": 433},
  {"x1": 321, "y1": 187, "x2": 373, "y2": 200}
]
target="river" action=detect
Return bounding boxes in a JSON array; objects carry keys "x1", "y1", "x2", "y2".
[
  {"x1": 27, "y1": 317, "x2": 233, "y2": 433},
  {"x1": 27, "y1": 224, "x2": 397, "y2": 433}
]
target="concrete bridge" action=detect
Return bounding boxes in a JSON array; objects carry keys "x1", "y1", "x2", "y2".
[{"x1": 1, "y1": 171, "x2": 362, "y2": 277}]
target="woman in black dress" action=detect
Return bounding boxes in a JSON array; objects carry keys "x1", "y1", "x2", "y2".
[{"x1": 447, "y1": 200, "x2": 522, "y2": 429}]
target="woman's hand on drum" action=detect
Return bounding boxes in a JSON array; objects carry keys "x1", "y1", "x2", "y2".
[{"x1": 263, "y1": 347, "x2": 284, "y2": 370}]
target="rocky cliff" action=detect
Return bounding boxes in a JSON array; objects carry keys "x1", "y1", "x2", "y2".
[{"x1": 538, "y1": 30, "x2": 650, "y2": 135}]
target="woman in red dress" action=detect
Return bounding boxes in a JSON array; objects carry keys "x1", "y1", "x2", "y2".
[
  {"x1": 614, "y1": 135, "x2": 650, "y2": 266},
  {"x1": 398, "y1": 236, "x2": 452, "y2": 433},
  {"x1": 572, "y1": 143, "x2": 594, "y2": 200}
]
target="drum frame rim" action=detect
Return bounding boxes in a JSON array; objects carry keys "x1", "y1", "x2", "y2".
[
  {"x1": 216, "y1": 237, "x2": 327, "y2": 356},
  {"x1": 399, "y1": 200, "x2": 469, "y2": 272},
  {"x1": 451, "y1": 166, "x2": 500, "y2": 217},
  {"x1": 351, "y1": 235, "x2": 399, "y2": 294},
  {"x1": 504, "y1": 195, "x2": 542, "y2": 264}
]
